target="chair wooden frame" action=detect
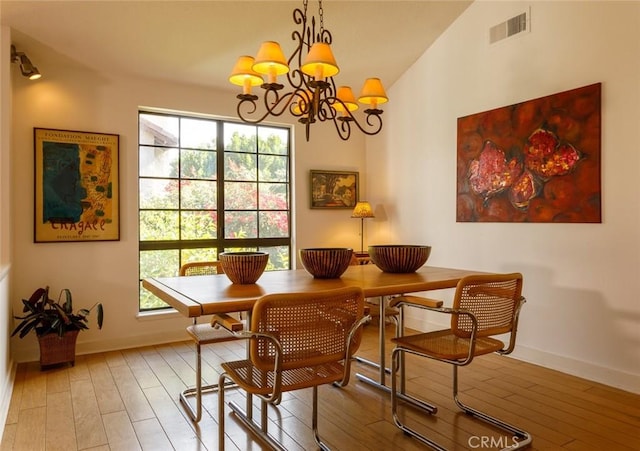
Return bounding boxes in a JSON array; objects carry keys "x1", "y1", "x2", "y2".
[
  {"x1": 178, "y1": 260, "x2": 242, "y2": 422},
  {"x1": 217, "y1": 286, "x2": 370, "y2": 451},
  {"x1": 389, "y1": 273, "x2": 531, "y2": 451}
]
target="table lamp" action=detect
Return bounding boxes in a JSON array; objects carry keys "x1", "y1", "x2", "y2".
[{"x1": 351, "y1": 201, "x2": 375, "y2": 253}]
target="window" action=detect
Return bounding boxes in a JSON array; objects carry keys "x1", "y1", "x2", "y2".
[{"x1": 138, "y1": 111, "x2": 291, "y2": 310}]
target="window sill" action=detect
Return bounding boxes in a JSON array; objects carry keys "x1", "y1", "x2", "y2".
[{"x1": 136, "y1": 308, "x2": 184, "y2": 321}]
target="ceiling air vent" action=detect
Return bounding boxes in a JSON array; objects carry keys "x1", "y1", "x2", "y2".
[{"x1": 490, "y1": 11, "x2": 529, "y2": 44}]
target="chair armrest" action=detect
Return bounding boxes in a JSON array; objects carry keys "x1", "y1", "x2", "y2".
[
  {"x1": 389, "y1": 295, "x2": 443, "y2": 309},
  {"x1": 211, "y1": 313, "x2": 243, "y2": 332}
]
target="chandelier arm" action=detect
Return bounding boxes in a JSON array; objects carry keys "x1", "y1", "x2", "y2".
[{"x1": 237, "y1": 91, "x2": 302, "y2": 124}]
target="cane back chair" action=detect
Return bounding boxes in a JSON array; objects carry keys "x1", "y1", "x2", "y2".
[
  {"x1": 389, "y1": 273, "x2": 531, "y2": 450},
  {"x1": 217, "y1": 286, "x2": 369, "y2": 451},
  {"x1": 178, "y1": 261, "x2": 243, "y2": 422}
]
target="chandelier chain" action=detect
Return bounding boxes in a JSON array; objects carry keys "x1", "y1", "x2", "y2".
[{"x1": 318, "y1": 0, "x2": 324, "y2": 34}]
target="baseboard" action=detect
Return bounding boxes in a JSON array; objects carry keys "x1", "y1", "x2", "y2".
[
  {"x1": 0, "y1": 359, "x2": 17, "y2": 444},
  {"x1": 11, "y1": 329, "x2": 192, "y2": 364},
  {"x1": 405, "y1": 317, "x2": 640, "y2": 395},
  {"x1": 509, "y1": 346, "x2": 640, "y2": 395}
]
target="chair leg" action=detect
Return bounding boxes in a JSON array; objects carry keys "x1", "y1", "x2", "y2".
[
  {"x1": 220, "y1": 372, "x2": 286, "y2": 451},
  {"x1": 180, "y1": 340, "x2": 236, "y2": 422},
  {"x1": 452, "y1": 366, "x2": 532, "y2": 450},
  {"x1": 218, "y1": 372, "x2": 227, "y2": 450},
  {"x1": 180, "y1": 341, "x2": 203, "y2": 422},
  {"x1": 312, "y1": 386, "x2": 331, "y2": 451},
  {"x1": 391, "y1": 347, "x2": 444, "y2": 451}
]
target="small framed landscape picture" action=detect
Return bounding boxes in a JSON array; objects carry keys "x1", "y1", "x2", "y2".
[{"x1": 310, "y1": 170, "x2": 358, "y2": 209}]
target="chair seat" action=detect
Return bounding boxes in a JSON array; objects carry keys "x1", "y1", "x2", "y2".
[
  {"x1": 221, "y1": 359, "x2": 346, "y2": 396},
  {"x1": 186, "y1": 323, "x2": 238, "y2": 345},
  {"x1": 392, "y1": 329, "x2": 504, "y2": 361}
]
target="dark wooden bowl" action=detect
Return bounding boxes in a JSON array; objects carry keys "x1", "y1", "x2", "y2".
[
  {"x1": 299, "y1": 248, "x2": 354, "y2": 279},
  {"x1": 368, "y1": 245, "x2": 431, "y2": 273},
  {"x1": 219, "y1": 252, "x2": 269, "y2": 284}
]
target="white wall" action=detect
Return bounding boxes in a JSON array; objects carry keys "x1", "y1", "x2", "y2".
[
  {"x1": 8, "y1": 33, "x2": 367, "y2": 362},
  {"x1": 367, "y1": 1, "x2": 640, "y2": 393},
  {"x1": 1, "y1": 24, "x2": 16, "y2": 440}
]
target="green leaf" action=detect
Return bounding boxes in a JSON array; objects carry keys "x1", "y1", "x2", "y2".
[
  {"x1": 61, "y1": 289, "x2": 73, "y2": 313},
  {"x1": 96, "y1": 303, "x2": 104, "y2": 329}
]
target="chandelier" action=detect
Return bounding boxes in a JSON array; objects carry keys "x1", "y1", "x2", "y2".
[{"x1": 229, "y1": 0, "x2": 388, "y2": 141}]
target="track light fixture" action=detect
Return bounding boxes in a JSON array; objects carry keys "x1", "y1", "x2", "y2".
[{"x1": 11, "y1": 45, "x2": 41, "y2": 80}]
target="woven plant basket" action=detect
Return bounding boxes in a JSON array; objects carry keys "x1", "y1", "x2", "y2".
[{"x1": 38, "y1": 329, "x2": 79, "y2": 368}]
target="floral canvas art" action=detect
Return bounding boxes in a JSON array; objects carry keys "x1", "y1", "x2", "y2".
[{"x1": 456, "y1": 83, "x2": 601, "y2": 223}]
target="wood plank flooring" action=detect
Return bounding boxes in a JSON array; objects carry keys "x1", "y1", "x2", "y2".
[{"x1": 2, "y1": 323, "x2": 639, "y2": 450}]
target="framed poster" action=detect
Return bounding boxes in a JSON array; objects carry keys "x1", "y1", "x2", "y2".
[
  {"x1": 456, "y1": 83, "x2": 601, "y2": 223},
  {"x1": 310, "y1": 170, "x2": 358, "y2": 209},
  {"x1": 34, "y1": 128, "x2": 120, "y2": 242}
]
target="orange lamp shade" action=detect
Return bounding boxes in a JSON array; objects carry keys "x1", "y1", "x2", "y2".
[
  {"x1": 252, "y1": 41, "x2": 289, "y2": 83},
  {"x1": 301, "y1": 42, "x2": 339, "y2": 80},
  {"x1": 351, "y1": 201, "x2": 375, "y2": 218},
  {"x1": 333, "y1": 86, "x2": 359, "y2": 113},
  {"x1": 229, "y1": 56, "x2": 264, "y2": 94},
  {"x1": 358, "y1": 78, "x2": 389, "y2": 108}
]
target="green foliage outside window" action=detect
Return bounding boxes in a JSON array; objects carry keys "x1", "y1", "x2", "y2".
[{"x1": 139, "y1": 113, "x2": 291, "y2": 310}]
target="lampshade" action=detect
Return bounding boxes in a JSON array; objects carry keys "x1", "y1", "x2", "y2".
[
  {"x1": 301, "y1": 42, "x2": 339, "y2": 80},
  {"x1": 252, "y1": 41, "x2": 289, "y2": 83},
  {"x1": 358, "y1": 78, "x2": 389, "y2": 108},
  {"x1": 229, "y1": 56, "x2": 264, "y2": 94},
  {"x1": 351, "y1": 201, "x2": 375, "y2": 218},
  {"x1": 333, "y1": 86, "x2": 359, "y2": 113}
]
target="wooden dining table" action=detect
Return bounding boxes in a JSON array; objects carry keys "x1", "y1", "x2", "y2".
[{"x1": 142, "y1": 263, "x2": 485, "y2": 389}]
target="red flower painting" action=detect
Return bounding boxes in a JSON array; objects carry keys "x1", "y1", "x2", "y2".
[{"x1": 457, "y1": 83, "x2": 601, "y2": 223}]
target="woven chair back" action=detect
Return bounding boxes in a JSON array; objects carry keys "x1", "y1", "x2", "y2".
[
  {"x1": 179, "y1": 261, "x2": 223, "y2": 276},
  {"x1": 452, "y1": 273, "x2": 523, "y2": 338},
  {"x1": 249, "y1": 286, "x2": 365, "y2": 372}
]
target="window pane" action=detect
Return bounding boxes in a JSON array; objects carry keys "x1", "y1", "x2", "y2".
[
  {"x1": 181, "y1": 211, "x2": 217, "y2": 240},
  {"x1": 225, "y1": 182, "x2": 257, "y2": 210},
  {"x1": 258, "y1": 126, "x2": 289, "y2": 155},
  {"x1": 259, "y1": 211, "x2": 289, "y2": 238},
  {"x1": 139, "y1": 114, "x2": 179, "y2": 146},
  {"x1": 259, "y1": 183, "x2": 288, "y2": 210},
  {"x1": 225, "y1": 211, "x2": 257, "y2": 238},
  {"x1": 140, "y1": 210, "x2": 179, "y2": 241},
  {"x1": 180, "y1": 118, "x2": 217, "y2": 149},
  {"x1": 139, "y1": 146, "x2": 179, "y2": 177},
  {"x1": 225, "y1": 152, "x2": 257, "y2": 181},
  {"x1": 260, "y1": 246, "x2": 290, "y2": 270},
  {"x1": 259, "y1": 155, "x2": 288, "y2": 182},
  {"x1": 139, "y1": 179, "x2": 179, "y2": 209},
  {"x1": 224, "y1": 123, "x2": 257, "y2": 151},
  {"x1": 181, "y1": 248, "x2": 219, "y2": 264},
  {"x1": 181, "y1": 180, "x2": 216, "y2": 209},
  {"x1": 140, "y1": 249, "x2": 179, "y2": 278},
  {"x1": 139, "y1": 249, "x2": 178, "y2": 310},
  {"x1": 181, "y1": 149, "x2": 217, "y2": 179}
]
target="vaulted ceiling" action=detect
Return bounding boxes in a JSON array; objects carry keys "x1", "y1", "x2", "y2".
[{"x1": 2, "y1": 1, "x2": 472, "y2": 92}]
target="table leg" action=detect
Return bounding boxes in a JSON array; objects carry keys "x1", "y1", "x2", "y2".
[{"x1": 355, "y1": 296, "x2": 392, "y2": 387}]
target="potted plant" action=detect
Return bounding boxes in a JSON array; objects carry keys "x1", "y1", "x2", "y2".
[{"x1": 12, "y1": 286, "x2": 104, "y2": 368}]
